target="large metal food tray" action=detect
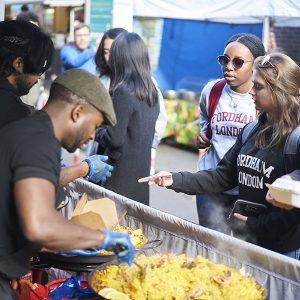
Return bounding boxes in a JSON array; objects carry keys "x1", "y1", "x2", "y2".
[
  {"x1": 61, "y1": 179, "x2": 300, "y2": 300},
  {"x1": 36, "y1": 252, "x2": 116, "y2": 272}
]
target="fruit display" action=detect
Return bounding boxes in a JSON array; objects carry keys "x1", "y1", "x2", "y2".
[{"x1": 163, "y1": 98, "x2": 200, "y2": 147}]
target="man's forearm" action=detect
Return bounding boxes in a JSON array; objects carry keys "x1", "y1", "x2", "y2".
[
  {"x1": 33, "y1": 211, "x2": 106, "y2": 251},
  {"x1": 60, "y1": 162, "x2": 89, "y2": 186}
]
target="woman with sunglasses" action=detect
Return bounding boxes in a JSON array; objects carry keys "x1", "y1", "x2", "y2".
[
  {"x1": 196, "y1": 33, "x2": 265, "y2": 232},
  {"x1": 141, "y1": 53, "x2": 300, "y2": 259}
]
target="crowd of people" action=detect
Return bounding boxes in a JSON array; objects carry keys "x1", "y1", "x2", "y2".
[{"x1": 1, "y1": 9, "x2": 300, "y2": 299}]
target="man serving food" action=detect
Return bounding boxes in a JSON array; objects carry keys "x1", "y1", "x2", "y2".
[{"x1": 0, "y1": 69, "x2": 135, "y2": 300}]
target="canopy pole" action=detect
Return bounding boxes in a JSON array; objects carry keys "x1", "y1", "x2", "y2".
[
  {"x1": 262, "y1": 16, "x2": 270, "y2": 52},
  {"x1": 69, "y1": 8, "x2": 75, "y2": 41},
  {"x1": 85, "y1": 0, "x2": 91, "y2": 25},
  {"x1": 0, "y1": 2, "x2": 4, "y2": 21}
]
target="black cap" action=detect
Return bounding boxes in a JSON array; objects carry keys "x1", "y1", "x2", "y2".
[
  {"x1": 0, "y1": 20, "x2": 54, "y2": 74},
  {"x1": 0, "y1": 20, "x2": 37, "y2": 55}
]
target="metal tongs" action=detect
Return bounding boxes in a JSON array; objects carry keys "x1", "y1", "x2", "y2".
[
  {"x1": 105, "y1": 239, "x2": 162, "y2": 255},
  {"x1": 59, "y1": 239, "x2": 162, "y2": 257},
  {"x1": 108, "y1": 239, "x2": 162, "y2": 279},
  {"x1": 135, "y1": 239, "x2": 162, "y2": 252}
]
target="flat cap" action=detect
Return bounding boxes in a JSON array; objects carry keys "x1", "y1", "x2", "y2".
[{"x1": 54, "y1": 69, "x2": 116, "y2": 126}]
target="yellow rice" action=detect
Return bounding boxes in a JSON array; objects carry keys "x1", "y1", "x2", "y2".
[{"x1": 91, "y1": 254, "x2": 265, "y2": 300}]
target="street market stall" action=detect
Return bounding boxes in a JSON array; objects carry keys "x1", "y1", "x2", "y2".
[
  {"x1": 60, "y1": 178, "x2": 300, "y2": 300},
  {"x1": 162, "y1": 96, "x2": 200, "y2": 147}
]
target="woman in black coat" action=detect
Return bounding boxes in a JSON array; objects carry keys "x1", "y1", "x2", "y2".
[{"x1": 95, "y1": 32, "x2": 159, "y2": 205}]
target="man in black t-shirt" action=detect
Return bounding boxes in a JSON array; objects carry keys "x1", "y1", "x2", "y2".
[
  {"x1": 0, "y1": 69, "x2": 135, "y2": 300},
  {"x1": 0, "y1": 20, "x2": 113, "y2": 192},
  {"x1": 0, "y1": 20, "x2": 53, "y2": 127}
]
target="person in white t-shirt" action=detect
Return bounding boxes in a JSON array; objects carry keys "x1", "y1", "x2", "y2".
[{"x1": 196, "y1": 33, "x2": 265, "y2": 232}]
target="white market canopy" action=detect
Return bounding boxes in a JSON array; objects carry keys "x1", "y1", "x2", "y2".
[
  {"x1": 133, "y1": 0, "x2": 300, "y2": 24},
  {"x1": 4, "y1": 0, "x2": 84, "y2": 6},
  {"x1": 4, "y1": 0, "x2": 41, "y2": 4},
  {"x1": 3, "y1": 1, "x2": 300, "y2": 26}
]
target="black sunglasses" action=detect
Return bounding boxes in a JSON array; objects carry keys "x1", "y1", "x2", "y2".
[{"x1": 217, "y1": 55, "x2": 253, "y2": 69}]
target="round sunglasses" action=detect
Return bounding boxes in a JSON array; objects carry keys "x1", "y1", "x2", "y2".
[{"x1": 217, "y1": 55, "x2": 253, "y2": 69}]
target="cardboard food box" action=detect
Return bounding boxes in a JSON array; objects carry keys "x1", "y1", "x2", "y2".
[
  {"x1": 266, "y1": 178, "x2": 300, "y2": 208},
  {"x1": 70, "y1": 193, "x2": 126, "y2": 230}
]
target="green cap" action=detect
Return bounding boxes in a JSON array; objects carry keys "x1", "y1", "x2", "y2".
[{"x1": 54, "y1": 69, "x2": 116, "y2": 126}]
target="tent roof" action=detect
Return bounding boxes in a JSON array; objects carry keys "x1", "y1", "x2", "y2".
[
  {"x1": 5, "y1": 0, "x2": 41, "y2": 4},
  {"x1": 5, "y1": 0, "x2": 84, "y2": 6},
  {"x1": 133, "y1": 0, "x2": 300, "y2": 21}
]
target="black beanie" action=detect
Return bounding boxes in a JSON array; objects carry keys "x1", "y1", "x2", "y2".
[{"x1": 225, "y1": 33, "x2": 266, "y2": 59}]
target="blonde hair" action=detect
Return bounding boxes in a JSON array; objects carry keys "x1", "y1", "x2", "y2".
[{"x1": 254, "y1": 53, "x2": 300, "y2": 148}]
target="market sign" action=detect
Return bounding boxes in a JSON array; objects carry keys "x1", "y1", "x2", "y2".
[{"x1": 90, "y1": 0, "x2": 113, "y2": 33}]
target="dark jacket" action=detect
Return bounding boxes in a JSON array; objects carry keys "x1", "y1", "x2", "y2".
[
  {"x1": 95, "y1": 85, "x2": 159, "y2": 205},
  {"x1": 0, "y1": 76, "x2": 30, "y2": 128}
]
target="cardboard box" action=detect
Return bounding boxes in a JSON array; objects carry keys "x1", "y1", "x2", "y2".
[
  {"x1": 266, "y1": 178, "x2": 300, "y2": 208},
  {"x1": 70, "y1": 193, "x2": 126, "y2": 230}
]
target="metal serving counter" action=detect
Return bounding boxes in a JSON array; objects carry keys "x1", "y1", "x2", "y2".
[{"x1": 62, "y1": 178, "x2": 300, "y2": 300}]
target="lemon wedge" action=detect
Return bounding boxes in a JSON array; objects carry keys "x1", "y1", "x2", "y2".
[
  {"x1": 105, "y1": 291, "x2": 130, "y2": 300},
  {"x1": 98, "y1": 288, "x2": 130, "y2": 300},
  {"x1": 98, "y1": 288, "x2": 119, "y2": 297}
]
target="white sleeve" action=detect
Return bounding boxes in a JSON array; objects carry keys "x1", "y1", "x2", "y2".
[
  {"x1": 152, "y1": 85, "x2": 167, "y2": 149},
  {"x1": 99, "y1": 75, "x2": 111, "y2": 91}
]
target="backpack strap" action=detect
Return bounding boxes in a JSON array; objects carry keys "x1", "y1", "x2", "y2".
[
  {"x1": 242, "y1": 123, "x2": 300, "y2": 174},
  {"x1": 241, "y1": 121, "x2": 258, "y2": 145},
  {"x1": 206, "y1": 79, "x2": 226, "y2": 139},
  {"x1": 284, "y1": 125, "x2": 300, "y2": 173}
]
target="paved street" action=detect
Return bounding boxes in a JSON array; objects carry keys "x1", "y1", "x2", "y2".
[
  {"x1": 150, "y1": 143, "x2": 199, "y2": 224},
  {"x1": 62, "y1": 142, "x2": 199, "y2": 224}
]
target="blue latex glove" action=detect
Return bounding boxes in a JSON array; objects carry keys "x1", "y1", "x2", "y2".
[
  {"x1": 85, "y1": 155, "x2": 113, "y2": 183},
  {"x1": 59, "y1": 230, "x2": 135, "y2": 266}
]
